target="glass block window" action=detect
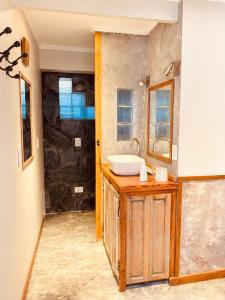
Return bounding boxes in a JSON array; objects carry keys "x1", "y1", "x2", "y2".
[
  {"x1": 117, "y1": 89, "x2": 133, "y2": 141},
  {"x1": 59, "y1": 77, "x2": 95, "y2": 120}
]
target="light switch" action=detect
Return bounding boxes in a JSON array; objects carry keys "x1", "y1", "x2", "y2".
[
  {"x1": 75, "y1": 138, "x2": 81, "y2": 147},
  {"x1": 17, "y1": 147, "x2": 22, "y2": 166},
  {"x1": 74, "y1": 186, "x2": 83, "y2": 193},
  {"x1": 172, "y1": 144, "x2": 178, "y2": 161},
  {"x1": 36, "y1": 137, "x2": 40, "y2": 150}
]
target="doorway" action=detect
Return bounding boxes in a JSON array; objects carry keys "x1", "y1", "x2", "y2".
[{"x1": 42, "y1": 72, "x2": 95, "y2": 213}]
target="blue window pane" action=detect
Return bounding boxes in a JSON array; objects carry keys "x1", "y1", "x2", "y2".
[
  {"x1": 156, "y1": 107, "x2": 170, "y2": 123},
  {"x1": 84, "y1": 107, "x2": 95, "y2": 119},
  {"x1": 156, "y1": 124, "x2": 170, "y2": 139},
  {"x1": 21, "y1": 80, "x2": 26, "y2": 119},
  {"x1": 72, "y1": 107, "x2": 85, "y2": 119},
  {"x1": 59, "y1": 93, "x2": 72, "y2": 106},
  {"x1": 117, "y1": 125, "x2": 132, "y2": 141},
  {"x1": 59, "y1": 78, "x2": 94, "y2": 120},
  {"x1": 117, "y1": 89, "x2": 132, "y2": 106},
  {"x1": 59, "y1": 78, "x2": 72, "y2": 93},
  {"x1": 72, "y1": 93, "x2": 85, "y2": 106},
  {"x1": 156, "y1": 90, "x2": 170, "y2": 106},
  {"x1": 117, "y1": 107, "x2": 132, "y2": 123}
]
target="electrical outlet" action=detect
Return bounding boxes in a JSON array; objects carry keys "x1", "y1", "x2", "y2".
[
  {"x1": 75, "y1": 138, "x2": 81, "y2": 147},
  {"x1": 74, "y1": 186, "x2": 83, "y2": 193}
]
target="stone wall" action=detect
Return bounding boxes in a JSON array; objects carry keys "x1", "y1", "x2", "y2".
[{"x1": 42, "y1": 72, "x2": 95, "y2": 213}]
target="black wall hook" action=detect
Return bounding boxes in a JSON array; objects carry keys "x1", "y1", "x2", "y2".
[
  {"x1": 0, "y1": 27, "x2": 12, "y2": 37},
  {"x1": 0, "y1": 27, "x2": 27, "y2": 79}
]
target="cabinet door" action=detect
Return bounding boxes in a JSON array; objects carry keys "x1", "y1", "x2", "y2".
[
  {"x1": 126, "y1": 193, "x2": 171, "y2": 284},
  {"x1": 111, "y1": 187, "x2": 120, "y2": 278},
  {"x1": 103, "y1": 178, "x2": 120, "y2": 279},
  {"x1": 126, "y1": 195, "x2": 150, "y2": 284},
  {"x1": 149, "y1": 194, "x2": 171, "y2": 281},
  {"x1": 103, "y1": 178, "x2": 110, "y2": 255}
]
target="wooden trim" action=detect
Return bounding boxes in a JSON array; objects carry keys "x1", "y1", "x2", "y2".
[
  {"x1": 178, "y1": 175, "x2": 225, "y2": 182},
  {"x1": 95, "y1": 32, "x2": 103, "y2": 241},
  {"x1": 119, "y1": 193, "x2": 127, "y2": 292},
  {"x1": 21, "y1": 218, "x2": 44, "y2": 300},
  {"x1": 174, "y1": 179, "x2": 183, "y2": 277},
  {"x1": 19, "y1": 72, "x2": 34, "y2": 170},
  {"x1": 170, "y1": 269, "x2": 225, "y2": 286},
  {"x1": 146, "y1": 79, "x2": 175, "y2": 165},
  {"x1": 169, "y1": 191, "x2": 176, "y2": 277}
]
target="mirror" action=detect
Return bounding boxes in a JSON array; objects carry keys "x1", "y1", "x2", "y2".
[
  {"x1": 19, "y1": 73, "x2": 33, "y2": 169},
  {"x1": 147, "y1": 80, "x2": 174, "y2": 164}
]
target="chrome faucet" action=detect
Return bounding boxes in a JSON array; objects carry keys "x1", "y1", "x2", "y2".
[{"x1": 130, "y1": 138, "x2": 141, "y2": 156}]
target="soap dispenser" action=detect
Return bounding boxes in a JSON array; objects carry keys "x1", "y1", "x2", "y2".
[{"x1": 140, "y1": 161, "x2": 148, "y2": 182}]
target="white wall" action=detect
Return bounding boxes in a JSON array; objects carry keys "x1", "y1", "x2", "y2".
[
  {"x1": 40, "y1": 49, "x2": 94, "y2": 73},
  {"x1": 0, "y1": 0, "x2": 12, "y2": 12},
  {"x1": 0, "y1": 9, "x2": 44, "y2": 300},
  {"x1": 178, "y1": 0, "x2": 225, "y2": 176},
  {"x1": 13, "y1": 0, "x2": 178, "y2": 22}
]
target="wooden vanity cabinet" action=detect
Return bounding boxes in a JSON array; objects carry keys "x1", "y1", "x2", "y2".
[
  {"x1": 102, "y1": 166, "x2": 177, "y2": 292},
  {"x1": 126, "y1": 193, "x2": 171, "y2": 284}
]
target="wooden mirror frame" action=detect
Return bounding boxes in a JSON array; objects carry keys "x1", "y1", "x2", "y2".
[
  {"x1": 19, "y1": 72, "x2": 34, "y2": 170},
  {"x1": 147, "y1": 79, "x2": 174, "y2": 164}
]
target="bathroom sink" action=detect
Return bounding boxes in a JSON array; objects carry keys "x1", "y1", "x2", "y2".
[{"x1": 107, "y1": 155, "x2": 145, "y2": 176}]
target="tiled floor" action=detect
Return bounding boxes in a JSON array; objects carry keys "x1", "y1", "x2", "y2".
[{"x1": 26, "y1": 212, "x2": 225, "y2": 300}]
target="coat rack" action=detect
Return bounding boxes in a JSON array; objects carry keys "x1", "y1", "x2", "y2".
[{"x1": 0, "y1": 27, "x2": 28, "y2": 79}]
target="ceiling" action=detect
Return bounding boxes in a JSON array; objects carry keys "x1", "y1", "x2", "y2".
[{"x1": 23, "y1": 9, "x2": 158, "y2": 52}]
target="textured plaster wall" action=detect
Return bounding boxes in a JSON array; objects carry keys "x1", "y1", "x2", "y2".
[
  {"x1": 0, "y1": 9, "x2": 44, "y2": 300},
  {"x1": 180, "y1": 180, "x2": 225, "y2": 275},
  {"x1": 146, "y1": 20, "x2": 182, "y2": 177},
  {"x1": 102, "y1": 33, "x2": 147, "y2": 162}
]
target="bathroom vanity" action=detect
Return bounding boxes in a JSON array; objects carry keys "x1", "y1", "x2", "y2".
[{"x1": 102, "y1": 165, "x2": 177, "y2": 291}]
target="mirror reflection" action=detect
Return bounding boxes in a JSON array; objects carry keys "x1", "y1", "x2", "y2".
[
  {"x1": 20, "y1": 74, "x2": 33, "y2": 168},
  {"x1": 147, "y1": 80, "x2": 174, "y2": 163}
]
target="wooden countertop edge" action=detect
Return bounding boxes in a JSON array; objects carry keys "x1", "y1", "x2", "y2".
[{"x1": 102, "y1": 164, "x2": 177, "y2": 194}]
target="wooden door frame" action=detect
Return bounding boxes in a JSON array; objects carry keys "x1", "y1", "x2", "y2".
[{"x1": 95, "y1": 32, "x2": 102, "y2": 240}]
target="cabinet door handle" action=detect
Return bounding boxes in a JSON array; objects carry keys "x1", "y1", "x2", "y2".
[{"x1": 96, "y1": 139, "x2": 100, "y2": 146}]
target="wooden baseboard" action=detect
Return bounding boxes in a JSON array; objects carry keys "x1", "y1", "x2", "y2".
[
  {"x1": 21, "y1": 218, "x2": 44, "y2": 300},
  {"x1": 170, "y1": 269, "x2": 225, "y2": 286}
]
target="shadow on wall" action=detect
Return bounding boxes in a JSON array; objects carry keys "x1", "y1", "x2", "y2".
[{"x1": 42, "y1": 72, "x2": 95, "y2": 213}]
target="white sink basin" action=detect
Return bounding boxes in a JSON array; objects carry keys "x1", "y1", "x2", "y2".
[{"x1": 107, "y1": 155, "x2": 145, "y2": 176}]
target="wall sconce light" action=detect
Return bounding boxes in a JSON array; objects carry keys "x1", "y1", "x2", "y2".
[
  {"x1": 138, "y1": 75, "x2": 150, "y2": 88},
  {"x1": 163, "y1": 63, "x2": 175, "y2": 76},
  {"x1": 0, "y1": 27, "x2": 28, "y2": 79},
  {"x1": 163, "y1": 61, "x2": 181, "y2": 77}
]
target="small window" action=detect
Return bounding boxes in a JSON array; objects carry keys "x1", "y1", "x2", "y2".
[
  {"x1": 117, "y1": 89, "x2": 133, "y2": 141},
  {"x1": 59, "y1": 77, "x2": 95, "y2": 120}
]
